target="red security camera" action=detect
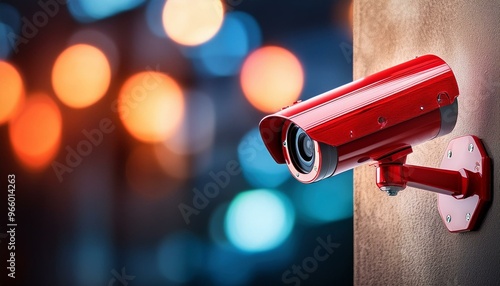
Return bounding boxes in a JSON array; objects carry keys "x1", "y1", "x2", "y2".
[{"x1": 259, "y1": 55, "x2": 491, "y2": 232}]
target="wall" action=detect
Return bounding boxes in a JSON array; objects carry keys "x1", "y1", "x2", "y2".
[{"x1": 353, "y1": 1, "x2": 500, "y2": 285}]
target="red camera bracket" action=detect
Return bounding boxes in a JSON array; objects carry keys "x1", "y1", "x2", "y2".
[{"x1": 375, "y1": 136, "x2": 491, "y2": 232}]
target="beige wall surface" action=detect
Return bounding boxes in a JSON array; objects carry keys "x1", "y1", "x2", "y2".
[{"x1": 353, "y1": 1, "x2": 500, "y2": 285}]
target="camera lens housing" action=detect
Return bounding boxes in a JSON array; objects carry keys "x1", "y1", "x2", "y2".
[
  {"x1": 283, "y1": 123, "x2": 337, "y2": 182},
  {"x1": 288, "y1": 125, "x2": 315, "y2": 173}
]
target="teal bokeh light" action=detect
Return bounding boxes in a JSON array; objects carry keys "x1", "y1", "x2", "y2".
[
  {"x1": 68, "y1": 0, "x2": 145, "y2": 22},
  {"x1": 182, "y1": 12, "x2": 261, "y2": 77},
  {"x1": 238, "y1": 127, "x2": 290, "y2": 188},
  {"x1": 292, "y1": 170, "x2": 353, "y2": 224},
  {"x1": 224, "y1": 189, "x2": 295, "y2": 253}
]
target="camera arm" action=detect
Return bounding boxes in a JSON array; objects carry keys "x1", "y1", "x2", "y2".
[{"x1": 374, "y1": 136, "x2": 491, "y2": 232}]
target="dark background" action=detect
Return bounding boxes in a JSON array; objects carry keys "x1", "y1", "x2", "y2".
[{"x1": 0, "y1": 0, "x2": 354, "y2": 285}]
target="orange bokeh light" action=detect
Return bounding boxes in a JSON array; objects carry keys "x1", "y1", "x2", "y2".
[
  {"x1": 162, "y1": 0, "x2": 224, "y2": 46},
  {"x1": 0, "y1": 61, "x2": 24, "y2": 124},
  {"x1": 9, "y1": 94, "x2": 62, "y2": 171},
  {"x1": 118, "y1": 71, "x2": 185, "y2": 143},
  {"x1": 126, "y1": 144, "x2": 185, "y2": 198},
  {"x1": 154, "y1": 143, "x2": 189, "y2": 180},
  {"x1": 52, "y1": 44, "x2": 111, "y2": 108},
  {"x1": 240, "y1": 46, "x2": 304, "y2": 113}
]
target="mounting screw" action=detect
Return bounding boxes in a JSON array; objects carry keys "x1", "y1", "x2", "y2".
[
  {"x1": 437, "y1": 92, "x2": 449, "y2": 104},
  {"x1": 447, "y1": 150, "x2": 453, "y2": 158},
  {"x1": 314, "y1": 166, "x2": 318, "y2": 171},
  {"x1": 380, "y1": 186, "x2": 399, "y2": 196},
  {"x1": 296, "y1": 173, "x2": 300, "y2": 178},
  {"x1": 283, "y1": 141, "x2": 287, "y2": 147},
  {"x1": 468, "y1": 143, "x2": 474, "y2": 152},
  {"x1": 466, "y1": 213, "x2": 471, "y2": 221},
  {"x1": 446, "y1": 215, "x2": 452, "y2": 223}
]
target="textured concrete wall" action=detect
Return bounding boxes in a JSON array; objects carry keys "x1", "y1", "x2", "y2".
[{"x1": 353, "y1": 1, "x2": 500, "y2": 285}]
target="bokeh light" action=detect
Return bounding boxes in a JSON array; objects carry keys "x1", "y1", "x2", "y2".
[
  {"x1": 118, "y1": 71, "x2": 185, "y2": 143},
  {"x1": 145, "y1": 0, "x2": 168, "y2": 38},
  {"x1": 240, "y1": 46, "x2": 304, "y2": 113},
  {"x1": 191, "y1": 12, "x2": 261, "y2": 77},
  {"x1": 0, "y1": 23, "x2": 14, "y2": 59},
  {"x1": 52, "y1": 44, "x2": 111, "y2": 108},
  {"x1": 225, "y1": 189, "x2": 295, "y2": 252},
  {"x1": 162, "y1": 0, "x2": 224, "y2": 46},
  {"x1": 68, "y1": 0, "x2": 146, "y2": 23},
  {"x1": 207, "y1": 245, "x2": 252, "y2": 286},
  {"x1": 0, "y1": 61, "x2": 24, "y2": 124},
  {"x1": 0, "y1": 3, "x2": 20, "y2": 59},
  {"x1": 209, "y1": 203, "x2": 231, "y2": 248},
  {"x1": 9, "y1": 93, "x2": 62, "y2": 171},
  {"x1": 74, "y1": 234, "x2": 110, "y2": 285},
  {"x1": 153, "y1": 143, "x2": 189, "y2": 180},
  {"x1": 157, "y1": 231, "x2": 205, "y2": 283},
  {"x1": 0, "y1": 3, "x2": 20, "y2": 32},
  {"x1": 164, "y1": 92, "x2": 215, "y2": 155},
  {"x1": 126, "y1": 144, "x2": 186, "y2": 198},
  {"x1": 292, "y1": 170, "x2": 353, "y2": 224},
  {"x1": 238, "y1": 127, "x2": 290, "y2": 188},
  {"x1": 68, "y1": 29, "x2": 119, "y2": 75}
]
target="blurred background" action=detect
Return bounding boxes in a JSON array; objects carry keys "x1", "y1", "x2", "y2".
[{"x1": 0, "y1": 0, "x2": 354, "y2": 285}]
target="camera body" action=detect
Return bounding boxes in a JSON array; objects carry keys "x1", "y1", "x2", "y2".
[{"x1": 259, "y1": 55, "x2": 459, "y2": 183}]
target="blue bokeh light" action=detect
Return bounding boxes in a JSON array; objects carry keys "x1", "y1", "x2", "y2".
[
  {"x1": 292, "y1": 170, "x2": 353, "y2": 224},
  {"x1": 0, "y1": 3, "x2": 20, "y2": 32},
  {"x1": 0, "y1": 23, "x2": 14, "y2": 59},
  {"x1": 183, "y1": 12, "x2": 261, "y2": 77},
  {"x1": 145, "y1": 0, "x2": 167, "y2": 38},
  {"x1": 68, "y1": 0, "x2": 146, "y2": 23},
  {"x1": 157, "y1": 231, "x2": 205, "y2": 283},
  {"x1": 206, "y1": 245, "x2": 252, "y2": 286},
  {"x1": 224, "y1": 189, "x2": 295, "y2": 253},
  {"x1": 75, "y1": 234, "x2": 110, "y2": 286},
  {"x1": 199, "y1": 15, "x2": 247, "y2": 76},
  {"x1": 238, "y1": 128, "x2": 290, "y2": 188},
  {"x1": 0, "y1": 3, "x2": 20, "y2": 59},
  {"x1": 209, "y1": 203, "x2": 231, "y2": 248}
]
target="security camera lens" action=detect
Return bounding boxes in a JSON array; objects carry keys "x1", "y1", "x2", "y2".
[
  {"x1": 298, "y1": 133, "x2": 314, "y2": 160},
  {"x1": 288, "y1": 125, "x2": 315, "y2": 173}
]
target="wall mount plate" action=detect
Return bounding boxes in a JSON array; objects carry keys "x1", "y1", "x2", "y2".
[{"x1": 437, "y1": 136, "x2": 491, "y2": 232}]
